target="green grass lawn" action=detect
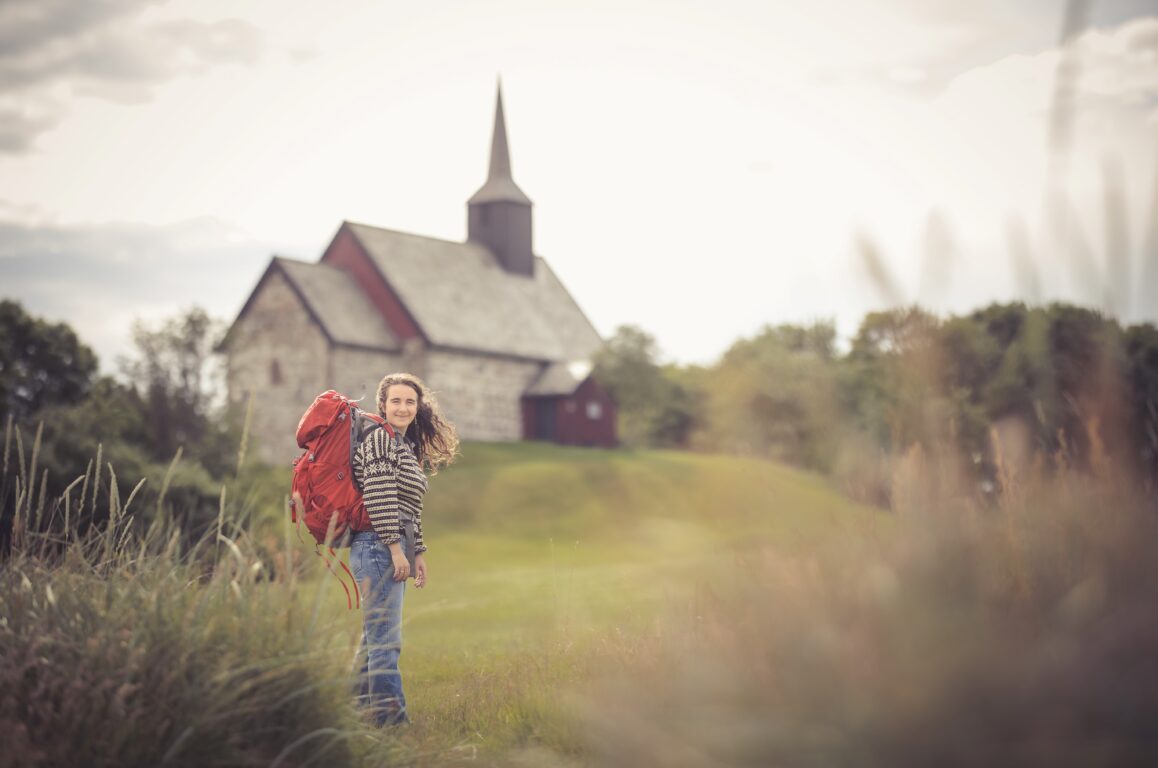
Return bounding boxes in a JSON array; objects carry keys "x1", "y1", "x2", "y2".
[{"x1": 297, "y1": 442, "x2": 883, "y2": 762}]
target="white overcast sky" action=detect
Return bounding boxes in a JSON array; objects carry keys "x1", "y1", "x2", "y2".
[{"x1": 1, "y1": 0, "x2": 1156, "y2": 369}]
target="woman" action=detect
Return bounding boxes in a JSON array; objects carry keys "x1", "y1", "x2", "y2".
[{"x1": 351, "y1": 372, "x2": 458, "y2": 726}]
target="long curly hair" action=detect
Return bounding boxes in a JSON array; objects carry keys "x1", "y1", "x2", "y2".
[{"x1": 376, "y1": 372, "x2": 459, "y2": 473}]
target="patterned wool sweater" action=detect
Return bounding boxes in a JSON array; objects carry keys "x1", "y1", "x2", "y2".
[{"x1": 352, "y1": 427, "x2": 428, "y2": 553}]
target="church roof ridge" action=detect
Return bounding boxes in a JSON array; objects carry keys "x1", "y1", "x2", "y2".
[{"x1": 342, "y1": 220, "x2": 466, "y2": 247}]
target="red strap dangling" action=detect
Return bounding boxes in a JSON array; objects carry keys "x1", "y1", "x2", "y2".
[
  {"x1": 333, "y1": 546, "x2": 362, "y2": 610},
  {"x1": 316, "y1": 546, "x2": 356, "y2": 610}
]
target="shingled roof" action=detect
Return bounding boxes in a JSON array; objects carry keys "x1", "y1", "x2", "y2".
[
  {"x1": 346, "y1": 221, "x2": 602, "y2": 363},
  {"x1": 273, "y1": 257, "x2": 399, "y2": 351}
]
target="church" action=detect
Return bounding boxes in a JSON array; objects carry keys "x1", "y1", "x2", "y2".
[{"x1": 222, "y1": 87, "x2": 617, "y2": 463}]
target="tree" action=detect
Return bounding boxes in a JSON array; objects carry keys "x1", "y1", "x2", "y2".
[
  {"x1": 0, "y1": 306, "x2": 242, "y2": 548},
  {"x1": 971, "y1": 303, "x2": 1039, "y2": 425},
  {"x1": 763, "y1": 321, "x2": 838, "y2": 360},
  {"x1": 30, "y1": 376, "x2": 151, "y2": 498},
  {"x1": 119, "y1": 306, "x2": 235, "y2": 473},
  {"x1": 593, "y1": 326, "x2": 662, "y2": 409},
  {"x1": 1124, "y1": 323, "x2": 1158, "y2": 482},
  {"x1": 0, "y1": 300, "x2": 98, "y2": 420},
  {"x1": 705, "y1": 322, "x2": 841, "y2": 469},
  {"x1": 651, "y1": 364, "x2": 699, "y2": 448},
  {"x1": 842, "y1": 307, "x2": 943, "y2": 449},
  {"x1": 593, "y1": 325, "x2": 694, "y2": 447}
]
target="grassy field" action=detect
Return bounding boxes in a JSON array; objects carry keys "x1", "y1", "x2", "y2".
[
  {"x1": 296, "y1": 441, "x2": 883, "y2": 763},
  {"x1": 10, "y1": 435, "x2": 1156, "y2": 766}
]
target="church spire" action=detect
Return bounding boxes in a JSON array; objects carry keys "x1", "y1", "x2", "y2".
[
  {"x1": 468, "y1": 81, "x2": 534, "y2": 275},
  {"x1": 487, "y1": 83, "x2": 514, "y2": 181},
  {"x1": 469, "y1": 83, "x2": 532, "y2": 206}
]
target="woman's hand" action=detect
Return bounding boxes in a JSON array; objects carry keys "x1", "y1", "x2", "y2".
[
  {"x1": 414, "y1": 554, "x2": 427, "y2": 588},
  {"x1": 388, "y1": 542, "x2": 410, "y2": 582}
]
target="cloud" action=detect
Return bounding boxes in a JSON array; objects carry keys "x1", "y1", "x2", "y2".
[
  {"x1": 1078, "y1": 17, "x2": 1158, "y2": 107},
  {"x1": 835, "y1": 5, "x2": 1158, "y2": 102},
  {"x1": 0, "y1": 0, "x2": 264, "y2": 151},
  {"x1": 156, "y1": 18, "x2": 263, "y2": 70},
  {"x1": 875, "y1": 16, "x2": 1158, "y2": 320},
  {"x1": 0, "y1": 0, "x2": 151, "y2": 57},
  {"x1": 0, "y1": 104, "x2": 62, "y2": 153},
  {"x1": 0, "y1": 216, "x2": 281, "y2": 370}
]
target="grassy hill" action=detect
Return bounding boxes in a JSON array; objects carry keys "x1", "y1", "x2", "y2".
[
  {"x1": 307, "y1": 441, "x2": 884, "y2": 760},
  {"x1": 417, "y1": 440, "x2": 881, "y2": 626}
]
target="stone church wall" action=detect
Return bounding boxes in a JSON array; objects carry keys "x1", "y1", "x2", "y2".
[
  {"x1": 224, "y1": 270, "x2": 398, "y2": 463},
  {"x1": 328, "y1": 346, "x2": 403, "y2": 414},
  {"x1": 425, "y1": 350, "x2": 542, "y2": 441}
]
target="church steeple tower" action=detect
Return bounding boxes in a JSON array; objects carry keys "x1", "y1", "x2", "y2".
[{"x1": 468, "y1": 83, "x2": 534, "y2": 276}]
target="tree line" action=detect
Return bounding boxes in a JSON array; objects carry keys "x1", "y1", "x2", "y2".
[
  {"x1": 4, "y1": 298, "x2": 1157, "y2": 534},
  {"x1": 594, "y1": 303, "x2": 1158, "y2": 504},
  {"x1": 1, "y1": 300, "x2": 243, "y2": 546}
]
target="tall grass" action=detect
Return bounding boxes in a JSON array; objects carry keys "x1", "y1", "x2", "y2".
[
  {"x1": 578, "y1": 436, "x2": 1158, "y2": 766},
  {"x1": 0, "y1": 421, "x2": 409, "y2": 768}
]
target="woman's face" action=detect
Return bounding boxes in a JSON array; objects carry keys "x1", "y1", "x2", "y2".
[{"x1": 384, "y1": 383, "x2": 419, "y2": 432}]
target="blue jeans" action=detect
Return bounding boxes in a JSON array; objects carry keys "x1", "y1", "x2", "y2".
[{"x1": 350, "y1": 530, "x2": 408, "y2": 725}]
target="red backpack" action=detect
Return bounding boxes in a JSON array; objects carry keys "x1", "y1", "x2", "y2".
[{"x1": 290, "y1": 390, "x2": 394, "y2": 607}]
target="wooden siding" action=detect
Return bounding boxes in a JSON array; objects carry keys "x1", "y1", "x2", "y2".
[{"x1": 521, "y1": 376, "x2": 617, "y2": 447}]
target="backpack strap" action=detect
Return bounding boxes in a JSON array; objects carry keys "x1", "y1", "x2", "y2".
[
  {"x1": 317, "y1": 545, "x2": 359, "y2": 610},
  {"x1": 349, "y1": 408, "x2": 395, "y2": 468}
]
